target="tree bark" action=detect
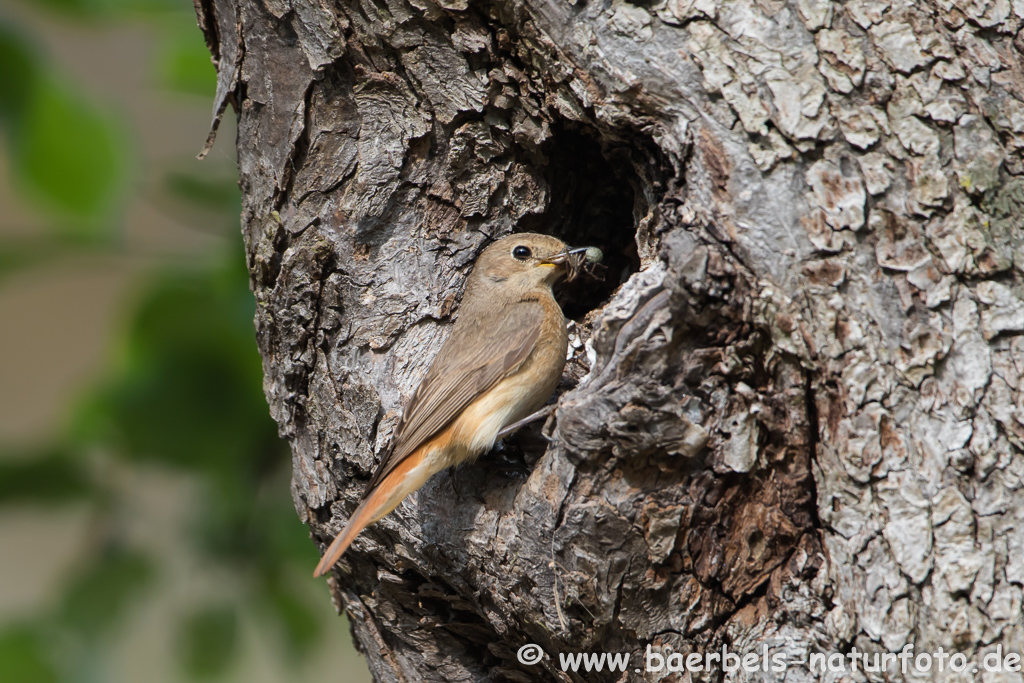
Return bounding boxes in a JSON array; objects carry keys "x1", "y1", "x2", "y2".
[{"x1": 196, "y1": 0, "x2": 1024, "y2": 680}]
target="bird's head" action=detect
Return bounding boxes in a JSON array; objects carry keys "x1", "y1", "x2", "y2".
[{"x1": 469, "y1": 233, "x2": 602, "y2": 292}]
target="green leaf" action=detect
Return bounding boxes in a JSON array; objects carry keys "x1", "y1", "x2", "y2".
[
  {"x1": 0, "y1": 627, "x2": 57, "y2": 683},
  {"x1": 9, "y1": 75, "x2": 125, "y2": 229},
  {"x1": 0, "y1": 24, "x2": 39, "y2": 124},
  {"x1": 177, "y1": 606, "x2": 238, "y2": 679},
  {"x1": 58, "y1": 548, "x2": 154, "y2": 638},
  {"x1": 264, "y1": 582, "x2": 321, "y2": 659},
  {"x1": 76, "y1": 258, "x2": 279, "y2": 478},
  {"x1": 0, "y1": 448, "x2": 93, "y2": 506},
  {"x1": 67, "y1": 252, "x2": 289, "y2": 569},
  {"x1": 158, "y1": 26, "x2": 216, "y2": 98}
]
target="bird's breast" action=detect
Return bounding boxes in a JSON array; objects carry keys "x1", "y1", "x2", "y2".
[{"x1": 445, "y1": 298, "x2": 568, "y2": 465}]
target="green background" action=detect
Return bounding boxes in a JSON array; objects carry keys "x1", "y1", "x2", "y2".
[{"x1": 0, "y1": 0, "x2": 369, "y2": 681}]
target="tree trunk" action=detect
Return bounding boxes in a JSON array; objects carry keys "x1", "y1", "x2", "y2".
[{"x1": 195, "y1": 0, "x2": 1024, "y2": 679}]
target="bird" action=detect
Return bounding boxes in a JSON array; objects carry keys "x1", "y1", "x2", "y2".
[{"x1": 313, "y1": 233, "x2": 601, "y2": 577}]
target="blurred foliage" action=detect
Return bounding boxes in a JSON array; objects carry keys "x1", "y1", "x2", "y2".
[
  {"x1": 0, "y1": 448, "x2": 92, "y2": 505},
  {"x1": 178, "y1": 606, "x2": 239, "y2": 680},
  {"x1": 59, "y1": 548, "x2": 154, "y2": 639},
  {"x1": 76, "y1": 257, "x2": 275, "y2": 482},
  {"x1": 14, "y1": 74, "x2": 125, "y2": 225},
  {"x1": 0, "y1": 238, "x2": 81, "y2": 283},
  {"x1": 159, "y1": 25, "x2": 217, "y2": 98},
  {"x1": 26, "y1": 0, "x2": 183, "y2": 19},
  {"x1": 0, "y1": 0, "x2": 215, "y2": 236},
  {"x1": 0, "y1": 25, "x2": 125, "y2": 232},
  {"x1": 0, "y1": 627, "x2": 58, "y2": 683},
  {"x1": 0, "y1": 0, "x2": 341, "y2": 681}
]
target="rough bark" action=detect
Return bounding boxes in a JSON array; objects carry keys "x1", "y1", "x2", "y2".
[{"x1": 196, "y1": 0, "x2": 1024, "y2": 680}]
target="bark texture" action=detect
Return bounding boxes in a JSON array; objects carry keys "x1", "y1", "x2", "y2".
[{"x1": 196, "y1": 0, "x2": 1024, "y2": 679}]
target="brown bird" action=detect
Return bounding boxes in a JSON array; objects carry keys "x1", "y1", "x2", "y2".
[{"x1": 313, "y1": 233, "x2": 600, "y2": 577}]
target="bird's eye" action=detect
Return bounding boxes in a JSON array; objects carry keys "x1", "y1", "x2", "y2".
[{"x1": 512, "y1": 245, "x2": 532, "y2": 260}]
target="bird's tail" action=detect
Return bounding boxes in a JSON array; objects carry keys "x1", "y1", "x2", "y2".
[{"x1": 313, "y1": 447, "x2": 433, "y2": 577}]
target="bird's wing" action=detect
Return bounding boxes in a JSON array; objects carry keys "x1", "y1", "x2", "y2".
[{"x1": 362, "y1": 300, "x2": 545, "y2": 496}]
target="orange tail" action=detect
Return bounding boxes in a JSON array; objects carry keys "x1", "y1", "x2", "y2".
[{"x1": 313, "y1": 448, "x2": 431, "y2": 577}]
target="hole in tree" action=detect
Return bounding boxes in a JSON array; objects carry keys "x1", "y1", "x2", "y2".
[
  {"x1": 520, "y1": 127, "x2": 642, "y2": 321},
  {"x1": 476, "y1": 126, "x2": 653, "y2": 473}
]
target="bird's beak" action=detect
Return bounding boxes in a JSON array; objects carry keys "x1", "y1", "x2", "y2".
[
  {"x1": 540, "y1": 246, "x2": 592, "y2": 266},
  {"x1": 540, "y1": 246, "x2": 603, "y2": 282}
]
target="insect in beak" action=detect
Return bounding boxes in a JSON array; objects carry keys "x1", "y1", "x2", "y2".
[{"x1": 541, "y1": 246, "x2": 603, "y2": 282}]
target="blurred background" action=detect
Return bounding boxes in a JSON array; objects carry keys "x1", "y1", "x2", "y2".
[{"x1": 0, "y1": 0, "x2": 370, "y2": 681}]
